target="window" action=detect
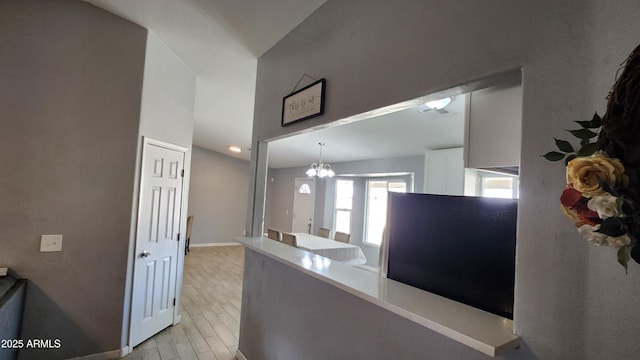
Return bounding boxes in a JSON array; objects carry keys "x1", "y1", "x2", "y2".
[
  {"x1": 478, "y1": 171, "x2": 519, "y2": 199},
  {"x1": 334, "y1": 180, "x2": 353, "y2": 234},
  {"x1": 364, "y1": 178, "x2": 407, "y2": 246},
  {"x1": 298, "y1": 183, "x2": 311, "y2": 194}
]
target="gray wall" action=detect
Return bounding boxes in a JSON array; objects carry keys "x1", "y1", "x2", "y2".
[
  {"x1": 0, "y1": 1, "x2": 147, "y2": 358},
  {"x1": 188, "y1": 146, "x2": 250, "y2": 245},
  {"x1": 139, "y1": 33, "x2": 196, "y2": 147},
  {"x1": 247, "y1": 0, "x2": 640, "y2": 359}
]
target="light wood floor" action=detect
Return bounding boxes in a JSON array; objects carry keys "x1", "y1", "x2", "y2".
[{"x1": 122, "y1": 246, "x2": 244, "y2": 360}]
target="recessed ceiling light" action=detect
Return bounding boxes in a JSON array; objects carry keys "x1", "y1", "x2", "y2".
[
  {"x1": 229, "y1": 146, "x2": 242, "y2": 153},
  {"x1": 425, "y1": 97, "x2": 452, "y2": 110}
]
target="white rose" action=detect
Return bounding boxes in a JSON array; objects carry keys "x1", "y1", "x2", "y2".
[
  {"x1": 577, "y1": 224, "x2": 631, "y2": 248},
  {"x1": 578, "y1": 224, "x2": 608, "y2": 246},
  {"x1": 587, "y1": 193, "x2": 621, "y2": 219},
  {"x1": 606, "y1": 234, "x2": 632, "y2": 248}
]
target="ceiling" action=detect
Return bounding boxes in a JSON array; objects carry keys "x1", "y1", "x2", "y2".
[
  {"x1": 83, "y1": 0, "x2": 465, "y2": 168},
  {"x1": 84, "y1": 0, "x2": 328, "y2": 161},
  {"x1": 268, "y1": 94, "x2": 467, "y2": 168}
]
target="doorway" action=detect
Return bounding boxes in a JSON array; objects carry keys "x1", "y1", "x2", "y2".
[{"x1": 292, "y1": 177, "x2": 316, "y2": 233}]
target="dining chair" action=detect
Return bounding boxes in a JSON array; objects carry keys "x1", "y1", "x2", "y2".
[
  {"x1": 317, "y1": 227, "x2": 331, "y2": 239},
  {"x1": 334, "y1": 231, "x2": 351, "y2": 243},
  {"x1": 267, "y1": 228, "x2": 282, "y2": 242},
  {"x1": 185, "y1": 215, "x2": 194, "y2": 255},
  {"x1": 282, "y1": 233, "x2": 298, "y2": 247}
]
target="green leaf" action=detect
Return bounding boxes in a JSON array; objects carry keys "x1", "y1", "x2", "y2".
[
  {"x1": 618, "y1": 246, "x2": 631, "y2": 274},
  {"x1": 569, "y1": 128, "x2": 599, "y2": 139},
  {"x1": 577, "y1": 142, "x2": 600, "y2": 156},
  {"x1": 565, "y1": 154, "x2": 577, "y2": 165},
  {"x1": 575, "y1": 120, "x2": 593, "y2": 128},
  {"x1": 554, "y1": 138, "x2": 574, "y2": 153},
  {"x1": 575, "y1": 113, "x2": 603, "y2": 129},
  {"x1": 595, "y1": 217, "x2": 627, "y2": 237},
  {"x1": 542, "y1": 151, "x2": 566, "y2": 161}
]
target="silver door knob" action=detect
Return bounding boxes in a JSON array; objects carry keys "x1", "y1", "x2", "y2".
[{"x1": 140, "y1": 251, "x2": 152, "y2": 258}]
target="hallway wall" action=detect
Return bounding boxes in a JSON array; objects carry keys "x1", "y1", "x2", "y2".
[{"x1": 0, "y1": 1, "x2": 147, "y2": 358}]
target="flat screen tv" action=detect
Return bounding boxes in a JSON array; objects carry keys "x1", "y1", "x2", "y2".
[{"x1": 385, "y1": 192, "x2": 517, "y2": 319}]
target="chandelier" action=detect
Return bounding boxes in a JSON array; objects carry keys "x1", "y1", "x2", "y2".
[{"x1": 306, "y1": 142, "x2": 335, "y2": 178}]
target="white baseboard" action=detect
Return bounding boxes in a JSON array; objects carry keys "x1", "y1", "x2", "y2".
[
  {"x1": 189, "y1": 242, "x2": 241, "y2": 248},
  {"x1": 68, "y1": 346, "x2": 129, "y2": 360},
  {"x1": 119, "y1": 346, "x2": 131, "y2": 357},
  {"x1": 236, "y1": 349, "x2": 249, "y2": 360}
]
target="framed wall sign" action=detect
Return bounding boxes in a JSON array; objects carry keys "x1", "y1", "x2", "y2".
[{"x1": 282, "y1": 78, "x2": 326, "y2": 126}]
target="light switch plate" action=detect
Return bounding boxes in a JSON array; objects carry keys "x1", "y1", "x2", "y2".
[
  {"x1": 41, "y1": 234, "x2": 63, "y2": 252},
  {"x1": 0, "y1": 267, "x2": 7, "y2": 276}
]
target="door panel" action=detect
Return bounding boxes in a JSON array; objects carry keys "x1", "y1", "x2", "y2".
[
  {"x1": 159, "y1": 256, "x2": 171, "y2": 311},
  {"x1": 292, "y1": 178, "x2": 315, "y2": 233},
  {"x1": 150, "y1": 187, "x2": 161, "y2": 242},
  {"x1": 143, "y1": 262, "x2": 155, "y2": 318},
  {"x1": 131, "y1": 142, "x2": 184, "y2": 347}
]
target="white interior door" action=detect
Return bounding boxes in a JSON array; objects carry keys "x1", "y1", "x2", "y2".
[
  {"x1": 130, "y1": 140, "x2": 185, "y2": 347},
  {"x1": 292, "y1": 178, "x2": 315, "y2": 233}
]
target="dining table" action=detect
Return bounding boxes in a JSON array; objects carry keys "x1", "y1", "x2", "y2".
[{"x1": 291, "y1": 232, "x2": 367, "y2": 265}]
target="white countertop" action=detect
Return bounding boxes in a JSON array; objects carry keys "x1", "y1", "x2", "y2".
[{"x1": 235, "y1": 236, "x2": 520, "y2": 357}]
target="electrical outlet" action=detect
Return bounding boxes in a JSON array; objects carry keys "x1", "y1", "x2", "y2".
[{"x1": 40, "y1": 234, "x2": 63, "y2": 252}]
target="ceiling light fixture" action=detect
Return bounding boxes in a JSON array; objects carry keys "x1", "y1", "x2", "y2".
[
  {"x1": 425, "y1": 97, "x2": 452, "y2": 110},
  {"x1": 306, "y1": 142, "x2": 335, "y2": 178},
  {"x1": 229, "y1": 146, "x2": 242, "y2": 153}
]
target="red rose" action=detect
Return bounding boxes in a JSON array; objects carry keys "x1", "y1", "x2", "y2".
[
  {"x1": 560, "y1": 187, "x2": 601, "y2": 226},
  {"x1": 576, "y1": 205, "x2": 601, "y2": 226},
  {"x1": 560, "y1": 187, "x2": 583, "y2": 208}
]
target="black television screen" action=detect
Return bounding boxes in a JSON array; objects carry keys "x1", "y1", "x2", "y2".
[{"x1": 385, "y1": 192, "x2": 517, "y2": 319}]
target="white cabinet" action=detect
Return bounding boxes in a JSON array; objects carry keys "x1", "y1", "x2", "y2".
[
  {"x1": 465, "y1": 84, "x2": 522, "y2": 169},
  {"x1": 424, "y1": 148, "x2": 464, "y2": 195}
]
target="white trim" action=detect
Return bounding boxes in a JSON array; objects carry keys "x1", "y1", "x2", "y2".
[
  {"x1": 189, "y1": 242, "x2": 242, "y2": 248},
  {"x1": 120, "y1": 346, "x2": 131, "y2": 357},
  {"x1": 68, "y1": 347, "x2": 129, "y2": 360},
  {"x1": 144, "y1": 136, "x2": 188, "y2": 152},
  {"x1": 128, "y1": 138, "x2": 189, "y2": 348},
  {"x1": 354, "y1": 264, "x2": 379, "y2": 273},
  {"x1": 173, "y1": 313, "x2": 182, "y2": 326},
  {"x1": 236, "y1": 349, "x2": 249, "y2": 360}
]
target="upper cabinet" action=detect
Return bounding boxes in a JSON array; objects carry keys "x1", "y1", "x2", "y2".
[
  {"x1": 464, "y1": 83, "x2": 522, "y2": 169},
  {"x1": 424, "y1": 148, "x2": 464, "y2": 196}
]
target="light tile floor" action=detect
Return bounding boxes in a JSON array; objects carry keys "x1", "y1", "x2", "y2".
[{"x1": 122, "y1": 246, "x2": 244, "y2": 360}]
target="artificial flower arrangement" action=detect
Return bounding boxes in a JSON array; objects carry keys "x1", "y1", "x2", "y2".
[{"x1": 544, "y1": 43, "x2": 640, "y2": 272}]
